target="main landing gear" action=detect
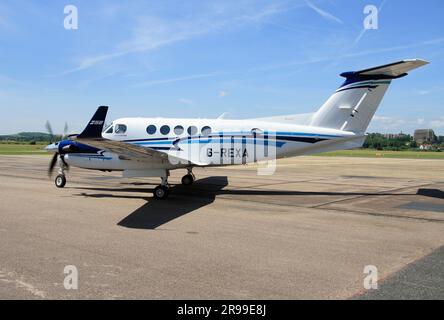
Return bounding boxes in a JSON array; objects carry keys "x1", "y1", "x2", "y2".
[
  {"x1": 152, "y1": 168, "x2": 196, "y2": 199},
  {"x1": 153, "y1": 175, "x2": 170, "y2": 200},
  {"x1": 181, "y1": 168, "x2": 195, "y2": 186}
]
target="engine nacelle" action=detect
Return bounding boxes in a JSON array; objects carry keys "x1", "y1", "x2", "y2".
[{"x1": 64, "y1": 152, "x2": 174, "y2": 171}]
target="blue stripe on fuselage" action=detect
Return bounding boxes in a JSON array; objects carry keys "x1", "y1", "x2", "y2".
[
  {"x1": 69, "y1": 154, "x2": 113, "y2": 160},
  {"x1": 125, "y1": 131, "x2": 342, "y2": 144}
]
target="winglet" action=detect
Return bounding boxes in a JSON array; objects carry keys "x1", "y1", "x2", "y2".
[{"x1": 77, "y1": 106, "x2": 108, "y2": 139}]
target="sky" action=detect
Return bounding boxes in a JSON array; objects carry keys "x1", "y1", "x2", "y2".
[{"x1": 0, "y1": 0, "x2": 443, "y2": 135}]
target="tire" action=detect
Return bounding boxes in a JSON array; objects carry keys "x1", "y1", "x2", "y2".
[
  {"x1": 153, "y1": 186, "x2": 169, "y2": 199},
  {"x1": 181, "y1": 174, "x2": 194, "y2": 186},
  {"x1": 55, "y1": 174, "x2": 66, "y2": 188}
]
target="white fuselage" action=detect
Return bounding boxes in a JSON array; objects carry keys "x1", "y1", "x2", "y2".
[
  {"x1": 57, "y1": 59, "x2": 429, "y2": 183},
  {"x1": 64, "y1": 117, "x2": 365, "y2": 173}
]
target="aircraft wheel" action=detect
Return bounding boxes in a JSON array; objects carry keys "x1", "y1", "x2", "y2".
[
  {"x1": 181, "y1": 174, "x2": 194, "y2": 186},
  {"x1": 55, "y1": 174, "x2": 66, "y2": 188},
  {"x1": 153, "y1": 185, "x2": 169, "y2": 199}
]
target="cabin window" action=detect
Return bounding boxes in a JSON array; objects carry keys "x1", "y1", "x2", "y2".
[
  {"x1": 174, "y1": 125, "x2": 184, "y2": 135},
  {"x1": 160, "y1": 125, "x2": 170, "y2": 135},
  {"x1": 115, "y1": 124, "x2": 127, "y2": 134},
  {"x1": 187, "y1": 126, "x2": 198, "y2": 135},
  {"x1": 201, "y1": 126, "x2": 212, "y2": 136},
  {"x1": 146, "y1": 125, "x2": 156, "y2": 135}
]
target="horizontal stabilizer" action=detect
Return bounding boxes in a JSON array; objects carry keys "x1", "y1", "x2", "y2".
[{"x1": 341, "y1": 59, "x2": 429, "y2": 80}]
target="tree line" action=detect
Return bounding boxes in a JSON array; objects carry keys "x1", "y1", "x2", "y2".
[{"x1": 363, "y1": 133, "x2": 444, "y2": 151}]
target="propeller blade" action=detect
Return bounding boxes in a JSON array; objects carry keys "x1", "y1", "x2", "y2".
[
  {"x1": 63, "y1": 122, "x2": 69, "y2": 139},
  {"x1": 48, "y1": 152, "x2": 58, "y2": 176},
  {"x1": 45, "y1": 121, "x2": 54, "y2": 143}
]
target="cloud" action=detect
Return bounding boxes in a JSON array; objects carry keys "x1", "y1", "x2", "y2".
[
  {"x1": 77, "y1": 71, "x2": 120, "y2": 88},
  {"x1": 0, "y1": 74, "x2": 20, "y2": 85},
  {"x1": 417, "y1": 118, "x2": 426, "y2": 125},
  {"x1": 0, "y1": 74, "x2": 27, "y2": 89},
  {"x1": 304, "y1": 0, "x2": 343, "y2": 24},
  {"x1": 218, "y1": 90, "x2": 228, "y2": 97},
  {"x1": 351, "y1": 0, "x2": 387, "y2": 48},
  {"x1": 0, "y1": 3, "x2": 14, "y2": 29},
  {"x1": 136, "y1": 72, "x2": 224, "y2": 87},
  {"x1": 369, "y1": 115, "x2": 444, "y2": 134},
  {"x1": 372, "y1": 115, "x2": 406, "y2": 127},
  {"x1": 61, "y1": 1, "x2": 292, "y2": 75},
  {"x1": 429, "y1": 117, "x2": 444, "y2": 129},
  {"x1": 0, "y1": 16, "x2": 9, "y2": 28},
  {"x1": 128, "y1": 36, "x2": 441, "y2": 88},
  {"x1": 416, "y1": 86, "x2": 444, "y2": 96},
  {"x1": 178, "y1": 98, "x2": 194, "y2": 106},
  {"x1": 417, "y1": 89, "x2": 431, "y2": 95},
  {"x1": 252, "y1": 37, "x2": 443, "y2": 73}
]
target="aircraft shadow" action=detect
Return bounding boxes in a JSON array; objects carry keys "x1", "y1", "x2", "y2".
[
  {"x1": 73, "y1": 178, "x2": 442, "y2": 230},
  {"x1": 416, "y1": 189, "x2": 444, "y2": 200},
  {"x1": 74, "y1": 176, "x2": 229, "y2": 230}
]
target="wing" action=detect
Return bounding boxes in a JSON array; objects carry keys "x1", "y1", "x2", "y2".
[{"x1": 76, "y1": 137, "x2": 169, "y2": 161}]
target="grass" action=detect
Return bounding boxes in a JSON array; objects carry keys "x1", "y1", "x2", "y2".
[
  {"x1": 1, "y1": 142, "x2": 443, "y2": 159},
  {"x1": 317, "y1": 149, "x2": 444, "y2": 159},
  {"x1": 0, "y1": 143, "x2": 49, "y2": 155}
]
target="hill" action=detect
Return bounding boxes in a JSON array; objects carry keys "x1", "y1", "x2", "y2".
[{"x1": 0, "y1": 132, "x2": 61, "y2": 142}]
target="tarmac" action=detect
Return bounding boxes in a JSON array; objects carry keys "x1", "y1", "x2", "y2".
[{"x1": 0, "y1": 155, "x2": 443, "y2": 299}]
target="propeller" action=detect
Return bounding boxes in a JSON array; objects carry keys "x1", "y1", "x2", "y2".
[
  {"x1": 45, "y1": 120, "x2": 71, "y2": 177},
  {"x1": 45, "y1": 120, "x2": 70, "y2": 142}
]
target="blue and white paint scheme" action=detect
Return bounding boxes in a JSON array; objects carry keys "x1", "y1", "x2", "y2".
[{"x1": 45, "y1": 59, "x2": 429, "y2": 199}]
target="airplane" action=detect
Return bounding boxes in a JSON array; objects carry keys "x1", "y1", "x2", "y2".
[{"x1": 45, "y1": 59, "x2": 429, "y2": 199}]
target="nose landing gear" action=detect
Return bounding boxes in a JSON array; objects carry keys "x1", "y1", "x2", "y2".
[
  {"x1": 55, "y1": 174, "x2": 66, "y2": 188},
  {"x1": 54, "y1": 157, "x2": 68, "y2": 188}
]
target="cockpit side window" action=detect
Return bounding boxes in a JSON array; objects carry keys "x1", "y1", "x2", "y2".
[
  {"x1": 105, "y1": 125, "x2": 113, "y2": 134},
  {"x1": 115, "y1": 124, "x2": 127, "y2": 134}
]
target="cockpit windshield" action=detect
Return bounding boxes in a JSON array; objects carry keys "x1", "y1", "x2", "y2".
[{"x1": 104, "y1": 124, "x2": 113, "y2": 134}]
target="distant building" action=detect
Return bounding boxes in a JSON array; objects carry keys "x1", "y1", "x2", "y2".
[
  {"x1": 419, "y1": 144, "x2": 433, "y2": 150},
  {"x1": 414, "y1": 129, "x2": 436, "y2": 144},
  {"x1": 383, "y1": 133, "x2": 407, "y2": 139}
]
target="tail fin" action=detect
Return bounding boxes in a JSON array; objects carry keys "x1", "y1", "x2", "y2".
[
  {"x1": 77, "y1": 106, "x2": 108, "y2": 139},
  {"x1": 310, "y1": 59, "x2": 429, "y2": 133}
]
